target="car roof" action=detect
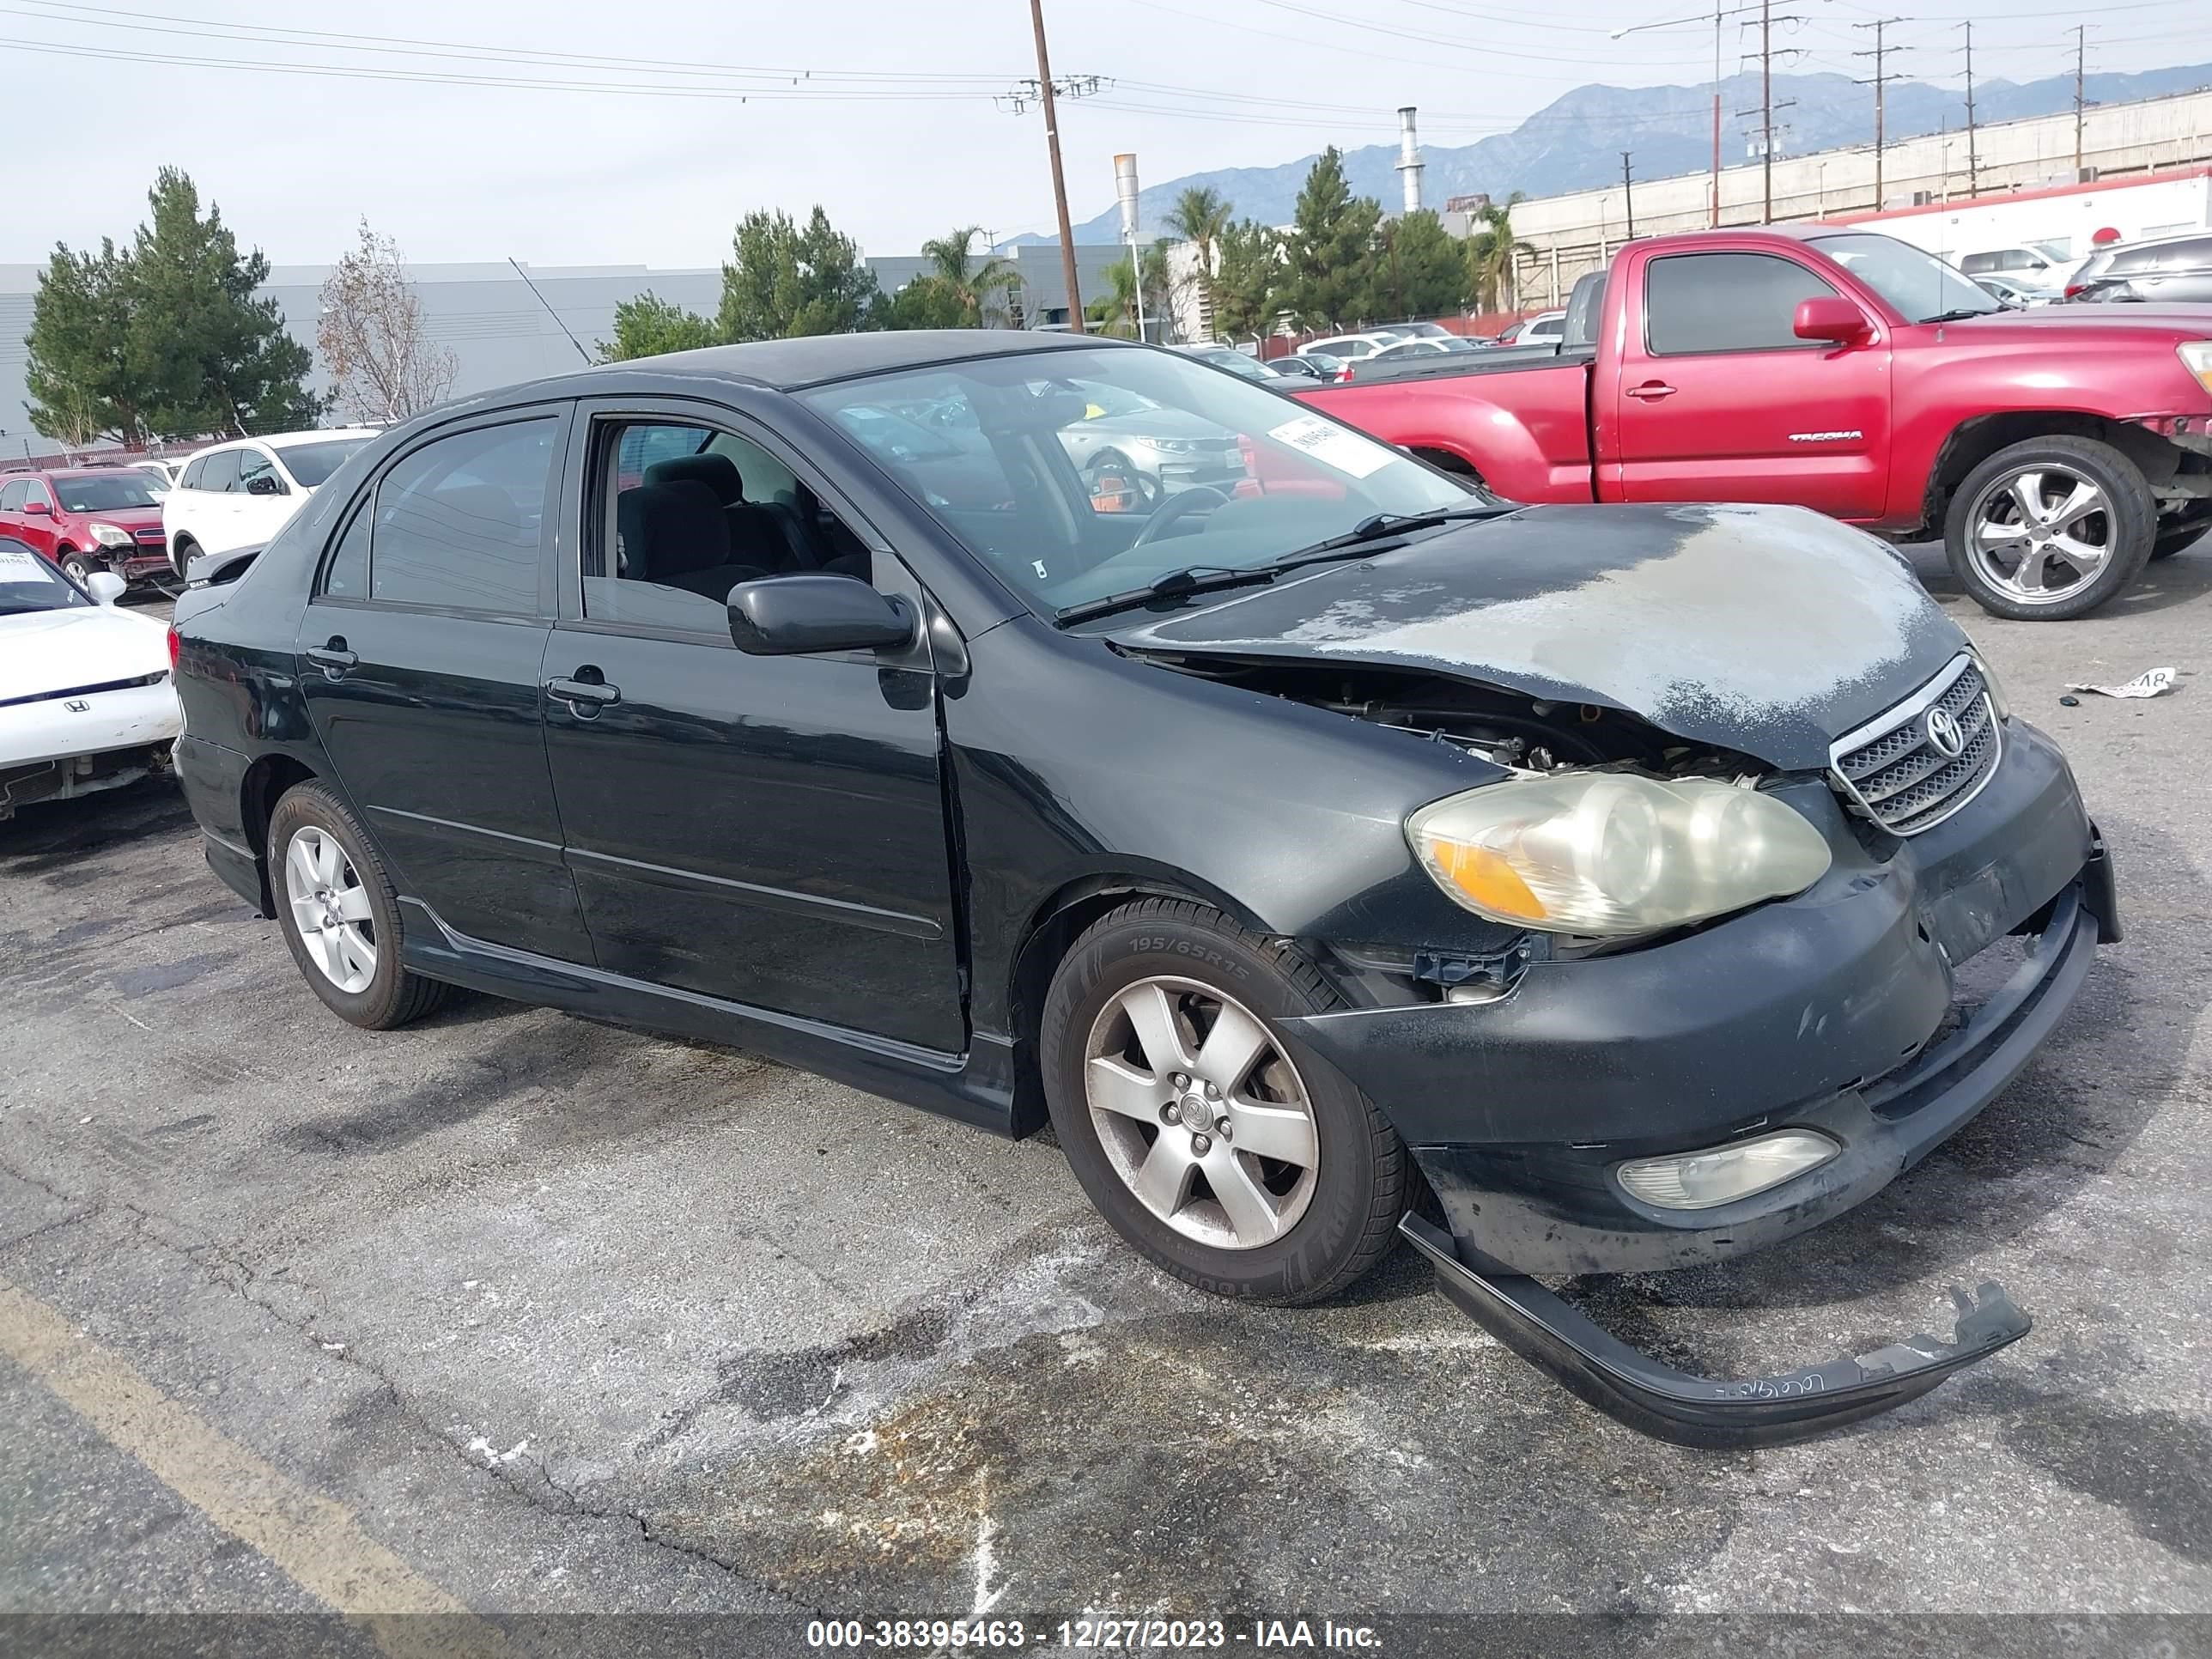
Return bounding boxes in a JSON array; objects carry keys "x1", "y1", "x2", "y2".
[{"x1": 551, "y1": 329, "x2": 1122, "y2": 395}]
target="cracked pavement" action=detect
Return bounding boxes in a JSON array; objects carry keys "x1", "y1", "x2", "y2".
[{"x1": 3, "y1": 545, "x2": 2210, "y2": 1621}]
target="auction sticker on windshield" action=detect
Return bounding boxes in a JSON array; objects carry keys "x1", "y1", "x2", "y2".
[
  {"x1": 0, "y1": 546, "x2": 46, "y2": 579},
  {"x1": 1267, "y1": 413, "x2": 1397, "y2": 479}
]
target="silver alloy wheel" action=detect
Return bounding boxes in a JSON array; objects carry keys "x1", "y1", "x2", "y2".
[
  {"x1": 1965, "y1": 465, "x2": 2114, "y2": 605},
  {"x1": 283, "y1": 825, "x2": 377, "y2": 994},
  {"x1": 1082, "y1": 975, "x2": 1320, "y2": 1250}
]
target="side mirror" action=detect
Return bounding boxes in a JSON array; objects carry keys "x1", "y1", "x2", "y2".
[
  {"x1": 21, "y1": 498, "x2": 51, "y2": 516},
  {"x1": 87, "y1": 570, "x2": 127, "y2": 605},
  {"x1": 246, "y1": 474, "x2": 287, "y2": 496},
  {"x1": 727, "y1": 574, "x2": 915, "y2": 656},
  {"x1": 1794, "y1": 297, "x2": 1871, "y2": 344}
]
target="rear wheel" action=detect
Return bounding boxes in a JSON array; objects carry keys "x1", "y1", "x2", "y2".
[
  {"x1": 1943, "y1": 435, "x2": 2155, "y2": 620},
  {"x1": 268, "y1": 781, "x2": 449, "y2": 1030},
  {"x1": 1039, "y1": 898, "x2": 1406, "y2": 1304}
]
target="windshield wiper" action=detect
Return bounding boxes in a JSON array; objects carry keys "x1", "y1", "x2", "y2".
[
  {"x1": 1271, "y1": 503, "x2": 1513, "y2": 566},
  {"x1": 1919, "y1": 307, "x2": 1999, "y2": 324},
  {"x1": 1054, "y1": 564, "x2": 1280, "y2": 626}
]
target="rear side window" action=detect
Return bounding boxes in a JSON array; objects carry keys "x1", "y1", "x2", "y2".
[
  {"x1": 198, "y1": 450, "x2": 242, "y2": 494},
  {"x1": 1644, "y1": 252, "x2": 1839, "y2": 355},
  {"x1": 368, "y1": 419, "x2": 556, "y2": 614}
]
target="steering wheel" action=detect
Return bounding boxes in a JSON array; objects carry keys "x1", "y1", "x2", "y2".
[{"x1": 1130, "y1": 484, "x2": 1231, "y2": 548}]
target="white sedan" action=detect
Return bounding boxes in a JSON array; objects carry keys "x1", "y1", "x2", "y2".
[{"x1": 0, "y1": 538, "x2": 179, "y2": 819}]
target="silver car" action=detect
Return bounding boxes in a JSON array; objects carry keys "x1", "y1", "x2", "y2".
[{"x1": 1053, "y1": 380, "x2": 1247, "y2": 504}]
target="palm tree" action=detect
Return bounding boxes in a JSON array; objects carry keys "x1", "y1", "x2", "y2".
[
  {"x1": 1163, "y1": 185, "x2": 1233, "y2": 337},
  {"x1": 1085, "y1": 256, "x2": 1141, "y2": 339},
  {"x1": 1466, "y1": 193, "x2": 1534, "y2": 313},
  {"x1": 919, "y1": 227, "x2": 1024, "y2": 326}
]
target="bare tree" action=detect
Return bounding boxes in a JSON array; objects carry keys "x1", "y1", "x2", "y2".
[{"x1": 316, "y1": 220, "x2": 457, "y2": 423}]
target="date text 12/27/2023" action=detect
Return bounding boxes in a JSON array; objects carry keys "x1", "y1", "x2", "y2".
[{"x1": 805, "y1": 1618, "x2": 1383, "y2": 1649}]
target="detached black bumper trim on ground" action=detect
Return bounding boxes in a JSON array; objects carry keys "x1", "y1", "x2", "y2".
[{"x1": 1399, "y1": 1212, "x2": 2030, "y2": 1448}]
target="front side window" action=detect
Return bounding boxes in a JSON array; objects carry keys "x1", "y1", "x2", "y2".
[
  {"x1": 55, "y1": 474, "x2": 161, "y2": 513},
  {"x1": 585, "y1": 418, "x2": 872, "y2": 635},
  {"x1": 1644, "y1": 252, "x2": 1841, "y2": 354},
  {"x1": 799, "y1": 343, "x2": 1478, "y2": 619},
  {"x1": 0, "y1": 482, "x2": 26, "y2": 512},
  {"x1": 179, "y1": 457, "x2": 206, "y2": 491},
  {"x1": 236, "y1": 449, "x2": 286, "y2": 497},
  {"x1": 368, "y1": 419, "x2": 556, "y2": 614}
]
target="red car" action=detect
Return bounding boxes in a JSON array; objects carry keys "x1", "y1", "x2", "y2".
[
  {"x1": 0, "y1": 465, "x2": 175, "y2": 587},
  {"x1": 1300, "y1": 226, "x2": 2212, "y2": 619}
]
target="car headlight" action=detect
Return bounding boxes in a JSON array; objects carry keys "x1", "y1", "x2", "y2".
[
  {"x1": 1150, "y1": 438, "x2": 1198, "y2": 455},
  {"x1": 1407, "y1": 773, "x2": 1832, "y2": 937},
  {"x1": 1966, "y1": 647, "x2": 2010, "y2": 721},
  {"x1": 89, "y1": 522, "x2": 134, "y2": 548},
  {"x1": 2180, "y1": 341, "x2": 2212, "y2": 397}
]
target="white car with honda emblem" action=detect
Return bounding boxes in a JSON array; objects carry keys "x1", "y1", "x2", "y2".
[{"x1": 0, "y1": 538, "x2": 179, "y2": 819}]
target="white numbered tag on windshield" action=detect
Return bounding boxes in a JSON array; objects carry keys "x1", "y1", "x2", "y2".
[
  {"x1": 0, "y1": 545, "x2": 47, "y2": 579},
  {"x1": 1267, "y1": 414, "x2": 1398, "y2": 480}
]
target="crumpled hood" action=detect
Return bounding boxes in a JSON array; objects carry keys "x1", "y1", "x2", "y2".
[
  {"x1": 1105, "y1": 502, "x2": 1970, "y2": 771},
  {"x1": 0, "y1": 605, "x2": 169, "y2": 703}
]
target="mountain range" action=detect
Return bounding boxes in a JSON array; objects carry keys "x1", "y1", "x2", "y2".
[{"x1": 1021, "y1": 63, "x2": 2212, "y2": 244}]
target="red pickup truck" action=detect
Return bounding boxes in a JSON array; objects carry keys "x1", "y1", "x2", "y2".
[{"x1": 1300, "y1": 226, "x2": 2212, "y2": 619}]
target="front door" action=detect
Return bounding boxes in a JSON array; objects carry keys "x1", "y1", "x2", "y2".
[
  {"x1": 540, "y1": 404, "x2": 966, "y2": 1054},
  {"x1": 234, "y1": 447, "x2": 299, "y2": 548},
  {"x1": 1612, "y1": 248, "x2": 1893, "y2": 521},
  {"x1": 296, "y1": 405, "x2": 592, "y2": 963}
]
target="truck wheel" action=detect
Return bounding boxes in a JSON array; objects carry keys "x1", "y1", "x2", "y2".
[
  {"x1": 2150, "y1": 504, "x2": 2212, "y2": 561},
  {"x1": 1039, "y1": 897, "x2": 1406, "y2": 1304},
  {"x1": 1944, "y1": 436, "x2": 2155, "y2": 620},
  {"x1": 268, "y1": 781, "x2": 450, "y2": 1030}
]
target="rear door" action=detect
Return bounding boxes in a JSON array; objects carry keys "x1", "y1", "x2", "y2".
[
  {"x1": 1611, "y1": 246, "x2": 1893, "y2": 520},
  {"x1": 540, "y1": 398, "x2": 966, "y2": 1054},
  {"x1": 296, "y1": 404, "x2": 592, "y2": 963}
]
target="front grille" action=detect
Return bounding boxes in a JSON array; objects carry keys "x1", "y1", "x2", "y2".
[{"x1": 1831, "y1": 656, "x2": 2002, "y2": 836}]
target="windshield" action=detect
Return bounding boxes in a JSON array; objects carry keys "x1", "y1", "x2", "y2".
[
  {"x1": 1193, "y1": 349, "x2": 1273, "y2": 381},
  {"x1": 799, "y1": 344, "x2": 1484, "y2": 618},
  {"x1": 276, "y1": 437, "x2": 368, "y2": 487},
  {"x1": 0, "y1": 539, "x2": 88, "y2": 614},
  {"x1": 1809, "y1": 231, "x2": 2001, "y2": 321},
  {"x1": 54, "y1": 473, "x2": 160, "y2": 512}
]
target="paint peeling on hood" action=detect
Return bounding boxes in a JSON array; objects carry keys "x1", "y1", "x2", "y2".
[{"x1": 1105, "y1": 502, "x2": 1968, "y2": 771}]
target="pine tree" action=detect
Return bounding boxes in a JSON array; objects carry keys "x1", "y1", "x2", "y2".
[
  {"x1": 24, "y1": 241, "x2": 139, "y2": 444},
  {"x1": 718, "y1": 207, "x2": 884, "y2": 341},
  {"x1": 1376, "y1": 210, "x2": 1473, "y2": 321},
  {"x1": 600, "y1": 294, "x2": 722, "y2": 360},
  {"x1": 1282, "y1": 149, "x2": 1381, "y2": 331},
  {"x1": 1211, "y1": 220, "x2": 1284, "y2": 342}
]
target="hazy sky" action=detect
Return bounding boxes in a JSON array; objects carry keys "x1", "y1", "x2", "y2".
[{"x1": 7, "y1": 0, "x2": 2205, "y2": 269}]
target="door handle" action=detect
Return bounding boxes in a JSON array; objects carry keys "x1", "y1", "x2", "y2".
[
  {"x1": 1625, "y1": 381, "x2": 1677, "y2": 400},
  {"x1": 545, "y1": 674, "x2": 620, "y2": 716},
  {"x1": 305, "y1": 639, "x2": 356, "y2": 673}
]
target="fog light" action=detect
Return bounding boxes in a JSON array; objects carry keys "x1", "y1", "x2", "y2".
[{"x1": 1615, "y1": 1130, "x2": 1840, "y2": 1211}]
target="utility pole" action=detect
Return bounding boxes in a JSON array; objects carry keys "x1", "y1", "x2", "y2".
[
  {"x1": 2072, "y1": 25, "x2": 2090, "y2": 176},
  {"x1": 1853, "y1": 17, "x2": 1905, "y2": 212},
  {"x1": 1760, "y1": 0, "x2": 1774, "y2": 222},
  {"x1": 1620, "y1": 151, "x2": 1636, "y2": 238},
  {"x1": 1026, "y1": 0, "x2": 1085, "y2": 334},
  {"x1": 1711, "y1": 9, "x2": 1723, "y2": 227},
  {"x1": 1961, "y1": 21, "x2": 1979, "y2": 198}
]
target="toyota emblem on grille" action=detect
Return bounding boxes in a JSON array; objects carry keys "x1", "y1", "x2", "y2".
[{"x1": 1924, "y1": 705, "x2": 1966, "y2": 757}]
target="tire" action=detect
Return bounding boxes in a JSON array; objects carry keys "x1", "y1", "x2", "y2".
[
  {"x1": 1039, "y1": 897, "x2": 1406, "y2": 1304},
  {"x1": 2150, "y1": 504, "x2": 2212, "y2": 562},
  {"x1": 59, "y1": 550, "x2": 97, "y2": 584},
  {"x1": 172, "y1": 537, "x2": 200, "y2": 580},
  {"x1": 1942, "y1": 435, "x2": 2156, "y2": 620},
  {"x1": 267, "y1": 781, "x2": 449, "y2": 1030}
]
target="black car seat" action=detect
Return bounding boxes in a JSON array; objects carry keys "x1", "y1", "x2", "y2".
[
  {"x1": 616, "y1": 479, "x2": 767, "y2": 601},
  {"x1": 644, "y1": 453, "x2": 814, "y2": 574}
]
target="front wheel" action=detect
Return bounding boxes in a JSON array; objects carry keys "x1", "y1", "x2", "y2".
[
  {"x1": 59, "y1": 550, "x2": 98, "y2": 585},
  {"x1": 1942, "y1": 435, "x2": 2156, "y2": 620},
  {"x1": 268, "y1": 781, "x2": 450, "y2": 1030},
  {"x1": 1039, "y1": 898, "x2": 1406, "y2": 1304},
  {"x1": 172, "y1": 537, "x2": 200, "y2": 580}
]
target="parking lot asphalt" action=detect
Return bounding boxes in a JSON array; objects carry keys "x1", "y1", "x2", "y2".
[{"x1": 4, "y1": 546, "x2": 2211, "y2": 1626}]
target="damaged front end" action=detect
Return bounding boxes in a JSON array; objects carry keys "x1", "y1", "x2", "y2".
[{"x1": 1101, "y1": 519, "x2": 2115, "y2": 1442}]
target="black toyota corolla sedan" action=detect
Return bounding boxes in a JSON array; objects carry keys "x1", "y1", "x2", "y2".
[{"x1": 170, "y1": 331, "x2": 2118, "y2": 1445}]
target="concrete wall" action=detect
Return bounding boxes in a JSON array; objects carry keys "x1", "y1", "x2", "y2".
[
  {"x1": 1506, "y1": 88, "x2": 2212, "y2": 305},
  {"x1": 0, "y1": 244, "x2": 1127, "y2": 464}
]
